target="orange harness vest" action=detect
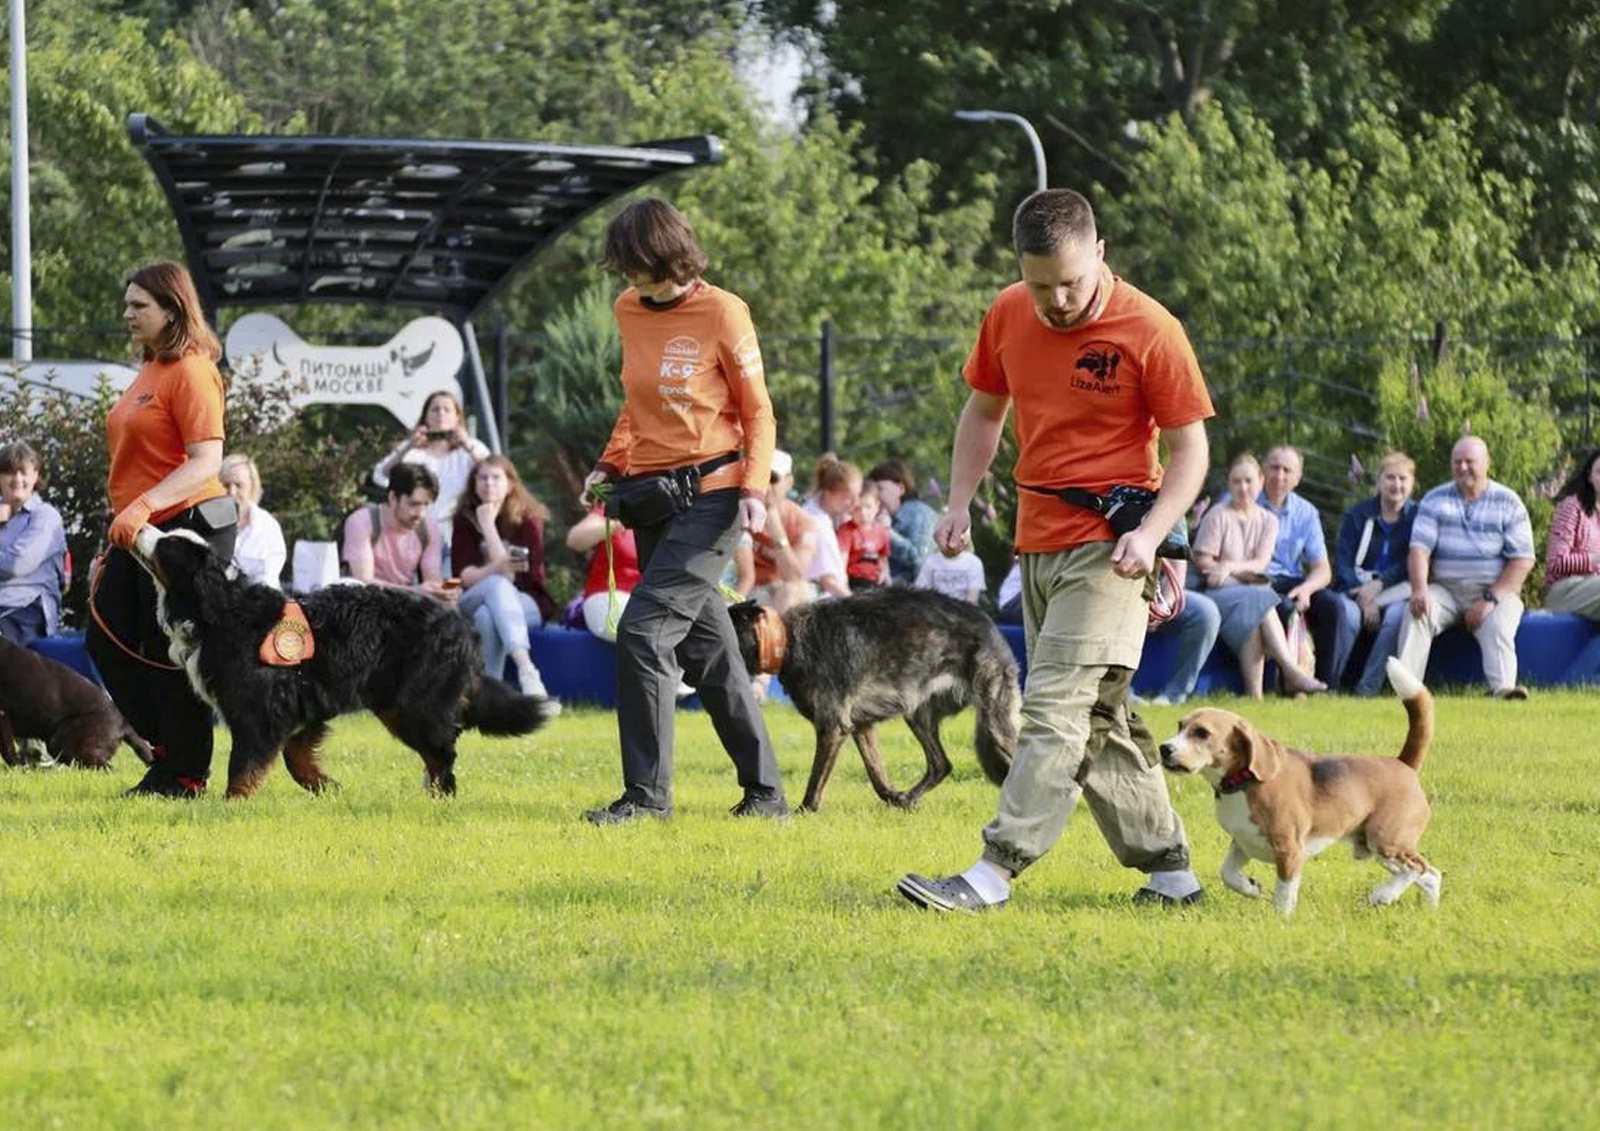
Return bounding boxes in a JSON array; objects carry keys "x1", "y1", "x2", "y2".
[{"x1": 259, "y1": 600, "x2": 315, "y2": 666}]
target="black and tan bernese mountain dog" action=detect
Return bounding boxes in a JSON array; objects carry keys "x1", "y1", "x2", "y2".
[{"x1": 130, "y1": 526, "x2": 556, "y2": 799}]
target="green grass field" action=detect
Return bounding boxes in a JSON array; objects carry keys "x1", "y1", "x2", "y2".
[{"x1": 3, "y1": 690, "x2": 1599, "y2": 1130}]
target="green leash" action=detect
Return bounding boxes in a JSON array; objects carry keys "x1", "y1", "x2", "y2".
[{"x1": 590, "y1": 482, "x2": 623, "y2": 636}]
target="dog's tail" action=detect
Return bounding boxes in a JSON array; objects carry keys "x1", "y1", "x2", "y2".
[
  {"x1": 972, "y1": 639, "x2": 1021, "y2": 786},
  {"x1": 122, "y1": 725, "x2": 156, "y2": 766},
  {"x1": 1385, "y1": 657, "x2": 1434, "y2": 772},
  {"x1": 463, "y1": 675, "x2": 558, "y2": 737}
]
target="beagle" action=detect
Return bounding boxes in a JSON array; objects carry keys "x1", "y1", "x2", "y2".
[{"x1": 1158, "y1": 658, "x2": 1439, "y2": 916}]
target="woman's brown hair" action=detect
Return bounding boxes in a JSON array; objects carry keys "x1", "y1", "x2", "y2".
[
  {"x1": 127, "y1": 261, "x2": 222, "y2": 363},
  {"x1": 812, "y1": 453, "x2": 862, "y2": 496},
  {"x1": 457, "y1": 455, "x2": 550, "y2": 531},
  {"x1": 601, "y1": 199, "x2": 709, "y2": 285}
]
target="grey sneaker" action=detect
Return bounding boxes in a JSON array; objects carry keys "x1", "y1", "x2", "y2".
[
  {"x1": 729, "y1": 791, "x2": 790, "y2": 818},
  {"x1": 896, "y1": 872, "x2": 1005, "y2": 913},
  {"x1": 1489, "y1": 685, "x2": 1529, "y2": 700},
  {"x1": 1132, "y1": 886, "x2": 1206, "y2": 907},
  {"x1": 583, "y1": 797, "x2": 670, "y2": 825}
]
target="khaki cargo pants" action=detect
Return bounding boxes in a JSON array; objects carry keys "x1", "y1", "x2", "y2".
[{"x1": 981, "y1": 542, "x2": 1191, "y2": 876}]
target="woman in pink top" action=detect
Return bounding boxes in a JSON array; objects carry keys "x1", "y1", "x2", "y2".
[
  {"x1": 1193, "y1": 453, "x2": 1327, "y2": 698},
  {"x1": 1546, "y1": 450, "x2": 1600, "y2": 618}
]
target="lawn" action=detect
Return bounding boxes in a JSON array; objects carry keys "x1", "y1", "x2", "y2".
[{"x1": 2, "y1": 690, "x2": 1598, "y2": 1130}]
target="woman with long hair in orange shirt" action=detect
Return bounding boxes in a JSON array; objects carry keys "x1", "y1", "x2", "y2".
[{"x1": 89, "y1": 261, "x2": 238, "y2": 798}]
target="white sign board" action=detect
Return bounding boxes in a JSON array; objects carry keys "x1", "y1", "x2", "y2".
[{"x1": 224, "y1": 313, "x2": 466, "y2": 428}]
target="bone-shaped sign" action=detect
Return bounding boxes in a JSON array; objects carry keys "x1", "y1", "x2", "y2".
[{"x1": 224, "y1": 313, "x2": 465, "y2": 428}]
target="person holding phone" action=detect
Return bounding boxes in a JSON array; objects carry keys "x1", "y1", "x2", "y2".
[
  {"x1": 371, "y1": 389, "x2": 489, "y2": 564},
  {"x1": 89, "y1": 261, "x2": 238, "y2": 798},
  {"x1": 449, "y1": 455, "x2": 556, "y2": 701}
]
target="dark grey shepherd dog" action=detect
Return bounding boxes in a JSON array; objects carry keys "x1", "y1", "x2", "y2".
[
  {"x1": 728, "y1": 587, "x2": 1020, "y2": 811},
  {"x1": 130, "y1": 526, "x2": 556, "y2": 799}
]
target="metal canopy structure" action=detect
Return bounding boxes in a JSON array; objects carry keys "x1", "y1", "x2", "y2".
[
  {"x1": 127, "y1": 113, "x2": 724, "y2": 451},
  {"x1": 128, "y1": 114, "x2": 723, "y2": 320}
]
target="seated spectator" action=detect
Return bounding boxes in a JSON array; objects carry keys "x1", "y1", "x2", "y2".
[
  {"x1": 567, "y1": 505, "x2": 642, "y2": 642},
  {"x1": 1143, "y1": 525, "x2": 1221, "y2": 707},
  {"x1": 838, "y1": 483, "x2": 891, "y2": 591},
  {"x1": 1544, "y1": 448, "x2": 1600, "y2": 683},
  {"x1": 750, "y1": 448, "x2": 817, "y2": 612},
  {"x1": 868, "y1": 457, "x2": 937, "y2": 584},
  {"x1": 342, "y1": 462, "x2": 448, "y2": 595},
  {"x1": 1396, "y1": 436, "x2": 1534, "y2": 699},
  {"x1": 915, "y1": 540, "x2": 986, "y2": 603},
  {"x1": 802, "y1": 453, "x2": 859, "y2": 598},
  {"x1": 996, "y1": 559, "x2": 1023, "y2": 623},
  {"x1": 1335, "y1": 452, "x2": 1420, "y2": 695},
  {"x1": 1193, "y1": 453, "x2": 1327, "y2": 699},
  {"x1": 1258, "y1": 444, "x2": 1357, "y2": 688},
  {"x1": 728, "y1": 532, "x2": 756, "y2": 596},
  {"x1": 218, "y1": 453, "x2": 286, "y2": 588},
  {"x1": 0, "y1": 440, "x2": 67, "y2": 646},
  {"x1": 450, "y1": 455, "x2": 556, "y2": 699},
  {"x1": 1546, "y1": 448, "x2": 1600, "y2": 616},
  {"x1": 370, "y1": 389, "x2": 490, "y2": 565}
]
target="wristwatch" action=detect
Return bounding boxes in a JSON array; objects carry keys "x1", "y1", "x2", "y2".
[{"x1": 1480, "y1": 588, "x2": 1499, "y2": 605}]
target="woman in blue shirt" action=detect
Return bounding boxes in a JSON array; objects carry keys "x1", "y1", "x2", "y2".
[{"x1": 0, "y1": 441, "x2": 68, "y2": 646}]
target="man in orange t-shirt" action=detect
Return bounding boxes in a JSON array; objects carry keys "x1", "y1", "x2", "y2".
[{"x1": 898, "y1": 189, "x2": 1214, "y2": 914}]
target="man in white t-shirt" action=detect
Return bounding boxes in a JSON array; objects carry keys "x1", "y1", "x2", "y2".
[{"x1": 915, "y1": 547, "x2": 987, "y2": 603}]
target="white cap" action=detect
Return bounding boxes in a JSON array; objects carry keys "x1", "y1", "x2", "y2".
[{"x1": 770, "y1": 449, "x2": 793, "y2": 480}]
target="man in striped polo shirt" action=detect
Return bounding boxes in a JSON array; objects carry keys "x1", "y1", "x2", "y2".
[{"x1": 1396, "y1": 436, "x2": 1534, "y2": 698}]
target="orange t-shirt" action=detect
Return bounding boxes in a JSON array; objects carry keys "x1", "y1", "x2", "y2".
[
  {"x1": 751, "y1": 499, "x2": 813, "y2": 587},
  {"x1": 597, "y1": 281, "x2": 776, "y2": 496},
  {"x1": 105, "y1": 352, "x2": 227, "y2": 522},
  {"x1": 963, "y1": 274, "x2": 1213, "y2": 554}
]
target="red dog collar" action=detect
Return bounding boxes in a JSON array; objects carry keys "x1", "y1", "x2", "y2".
[
  {"x1": 1216, "y1": 766, "x2": 1257, "y2": 796},
  {"x1": 753, "y1": 606, "x2": 788, "y2": 675},
  {"x1": 259, "y1": 600, "x2": 315, "y2": 667}
]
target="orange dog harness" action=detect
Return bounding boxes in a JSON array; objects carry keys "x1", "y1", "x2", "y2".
[
  {"x1": 752, "y1": 605, "x2": 788, "y2": 675},
  {"x1": 259, "y1": 600, "x2": 315, "y2": 666}
]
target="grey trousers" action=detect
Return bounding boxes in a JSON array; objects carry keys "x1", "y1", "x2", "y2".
[{"x1": 614, "y1": 487, "x2": 784, "y2": 810}]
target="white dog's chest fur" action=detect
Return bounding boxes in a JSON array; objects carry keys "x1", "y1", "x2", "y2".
[
  {"x1": 1215, "y1": 792, "x2": 1341, "y2": 862},
  {"x1": 154, "y1": 588, "x2": 221, "y2": 712}
]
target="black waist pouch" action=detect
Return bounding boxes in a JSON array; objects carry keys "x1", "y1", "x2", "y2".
[
  {"x1": 1016, "y1": 482, "x2": 1190, "y2": 559},
  {"x1": 604, "y1": 451, "x2": 741, "y2": 530},
  {"x1": 606, "y1": 471, "x2": 698, "y2": 529}
]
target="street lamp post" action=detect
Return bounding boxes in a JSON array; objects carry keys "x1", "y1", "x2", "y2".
[{"x1": 953, "y1": 109, "x2": 1047, "y2": 195}]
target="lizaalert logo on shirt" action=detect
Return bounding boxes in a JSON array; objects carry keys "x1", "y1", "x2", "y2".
[
  {"x1": 659, "y1": 336, "x2": 701, "y2": 416},
  {"x1": 1071, "y1": 341, "x2": 1124, "y2": 395},
  {"x1": 732, "y1": 331, "x2": 764, "y2": 382},
  {"x1": 661, "y1": 336, "x2": 702, "y2": 379}
]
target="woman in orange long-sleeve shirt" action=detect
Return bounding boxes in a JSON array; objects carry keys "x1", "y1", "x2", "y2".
[
  {"x1": 579, "y1": 200, "x2": 789, "y2": 824},
  {"x1": 90, "y1": 262, "x2": 239, "y2": 798}
]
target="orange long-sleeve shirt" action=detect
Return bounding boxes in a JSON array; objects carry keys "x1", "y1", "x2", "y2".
[{"x1": 597, "y1": 281, "x2": 775, "y2": 496}]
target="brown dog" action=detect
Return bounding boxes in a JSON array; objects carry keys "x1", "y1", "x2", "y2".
[
  {"x1": 0, "y1": 636, "x2": 154, "y2": 768},
  {"x1": 1158, "y1": 657, "x2": 1438, "y2": 916}
]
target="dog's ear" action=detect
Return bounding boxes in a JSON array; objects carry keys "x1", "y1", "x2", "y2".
[
  {"x1": 1227, "y1": 719, "x2": 1283, "y2": 783},
  {"x1": 727, "y1": 601, "x2": 758, "y2": 629}
]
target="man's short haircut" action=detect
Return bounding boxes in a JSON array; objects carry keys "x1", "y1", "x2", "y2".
[
  {"x1": 602, "y1": 198, "x2": 709, "y2": 285},
  {"x1": 1264, "y1": 444, "x2": 1303, "y2": 470},
  {"x1": 0, "y1": 439, "x2": 40, "y2": 474},
  {"x1": 389, "y1": 461, "x2": 439, "y2": 502},
  {"x1": 1377, "y1": 450, "x2": 1415, "y2": 477},
  {"x1": 1012, "y1": 189, "x2": 1097, "y2": 257}
]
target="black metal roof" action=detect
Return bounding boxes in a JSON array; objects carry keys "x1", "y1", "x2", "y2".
[{"x1": 127, "y1": 113, "x2": 723, "y2": 320}]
